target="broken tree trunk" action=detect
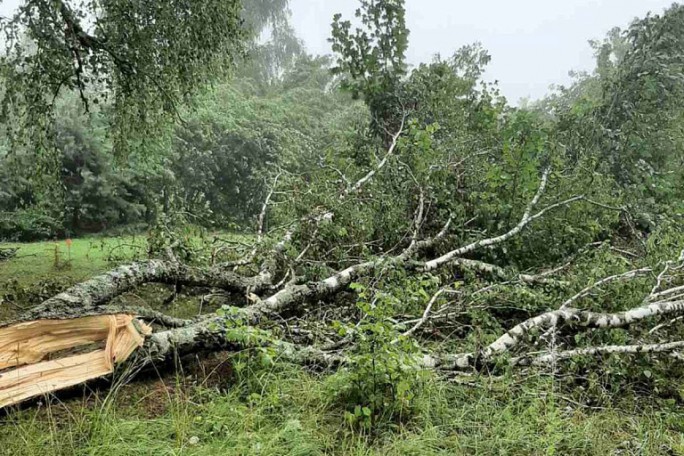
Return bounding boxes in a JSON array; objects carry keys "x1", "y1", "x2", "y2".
[
  {"x1": 0, "y1": 314, "x2": 151, "y2": 408},
  {"x1": 13, "y1": 259, "x2": 273, "y2": 324},
  {"x1": 2, "y1": 166, "x2": 678, "y2": 410}
]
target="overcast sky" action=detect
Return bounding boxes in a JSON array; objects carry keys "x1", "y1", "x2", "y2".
[
  {"x1": 289, "y1": 0, "x2": 678, "y2": 103},
  {"x1": 0, "y1": 0, "x2": 677, "y2": 103}
]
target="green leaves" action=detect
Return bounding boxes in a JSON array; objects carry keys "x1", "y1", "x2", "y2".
[
  {"x1": 330, "y1": 0, "x2": 409, "y2": 135},
  {"x1": 548, "y1": 4, "x2": 684, "y2": 220},
  {"x1": 0, "y1": 0, "x2": 246, "y2": 155},
  {"x1": 332, "y1": 278, "x2": 430, "y2": 429},
  {"x1": 217, "y1": 304, "x2": 277, "y2": 369}
]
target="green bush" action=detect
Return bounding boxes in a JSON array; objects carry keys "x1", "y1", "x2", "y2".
[
  {"x1": 0, "y1": 209, "x2": 64, "y2": 242},
  {"x1": 330, "y1": 281, "x2": 428, "y2": 430}
]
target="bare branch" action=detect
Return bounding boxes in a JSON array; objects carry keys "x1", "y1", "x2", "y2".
[
  {"x1": 343, "y1": 116, "x2": 405, "y2": 197},
  {"x1": 400, "y1": 217, "x2": 452, "y2": 261},
  {"x1": 420, "y1": 169, "x2": 586, "y2": 271},
  {"x1": 401, "y1": 286, "x2": 448, "y2": 337},
  {"x1": 256, "y1": 173, "x2": 281, "y2": 241},
  {"x1": 407, "y1": 187, "x2": 426, "y2": 252},
  {"x1": 518, "y1": 341, "x2": 684, "y2": 366},
  {"x1": 484, "y1": 299, "x2": 684, "y2": 359},
  {"x1": 559, "y1": 267, "x2": 653, "y2": 309},
  {"x1": 447, "y1": 258, "x2": 564, "y2": 285},
  {"x1": 235, "y1": 172, "x2": 282, "y2": 270},
  {"x1": 648, "y1": 316, "x2": 684, "y2": 335},
  {"x1": 319, "y1": 158, "x2": 351, "y2": 187},
  {"x1": 649, "y1": 285, "x2": 684, "y2": 302}
]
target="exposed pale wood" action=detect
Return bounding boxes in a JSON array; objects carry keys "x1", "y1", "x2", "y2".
[
  {"x1": 0, "y1": 315, "x2": 133, "y2": 370},
  {"x1": 0, "y1": 350, "x2": 111, "y2": 408},
  {"x1": 112, "y1": 320, "x2": 150, "y2": 364},
  {"x1": 0, "y1": 315, "x2": 151, "y2": 408},
  {"x1": 103, "y1": 315, "x2": 118, "y2": 371}
]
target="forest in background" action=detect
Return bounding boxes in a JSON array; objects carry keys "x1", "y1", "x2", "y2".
[{"x1": 2, "y1": 1, "x2": 679, "y2": 245}]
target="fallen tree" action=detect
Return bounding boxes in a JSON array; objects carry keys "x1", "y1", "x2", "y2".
[
  {"x1": 2, "y1": 147, "x2": 683, "y2": 408},
  {"x1": 1, "y1": 0, "x2": 684, "y2": 421}
]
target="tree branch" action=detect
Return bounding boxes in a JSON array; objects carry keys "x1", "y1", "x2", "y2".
[
  {"x1": 420, "y1": 169, "x2": 586, "y2": 271},
  {"x1": 516, "y1": 341, "x2": 684, "y2": 366},
  {"x1": 343, "y1": 116, "x2": 405, "y2": 197}
]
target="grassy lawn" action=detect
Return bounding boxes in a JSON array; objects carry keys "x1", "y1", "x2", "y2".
[{"x1": 0, "y1": 235, "x2": 148, "y2": 286}]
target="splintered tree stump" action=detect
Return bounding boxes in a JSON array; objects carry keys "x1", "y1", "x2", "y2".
[{"x1": 0, "y1": 315, "x2": 151, "y2": 408}]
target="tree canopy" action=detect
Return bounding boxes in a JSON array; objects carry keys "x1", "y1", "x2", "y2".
[{"x1": 0, "y1": 0, "x2": 246, "y2": 152}]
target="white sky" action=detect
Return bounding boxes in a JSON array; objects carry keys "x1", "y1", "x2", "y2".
[
  {"x1": 0, "y1": 0, "x2": 678, "y2": 103},
  {"x1": 290, "y1": 0, "x2": 678, "y2": 103}
]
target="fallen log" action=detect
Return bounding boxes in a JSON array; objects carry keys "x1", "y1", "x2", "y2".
[
  {"x1": 13, "y1": 259, "x2": 272, "y2": 324},
  {"x1": 1, "y1": 170, "x2": 671, "y2": 409}
]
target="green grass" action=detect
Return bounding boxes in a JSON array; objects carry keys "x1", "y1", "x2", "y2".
[
  {"x1": 0, "y1": 235, "x2": 148, "y2": 286},
  {"x1": 2, "y1": 364, "x2": 684, "y2": 456},
  {"x1": 2, "y1": 236, "x2": 684, "y2": 455}
]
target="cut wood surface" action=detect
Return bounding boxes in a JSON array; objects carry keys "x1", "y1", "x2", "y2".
[{"x1": 0, "y1": 314, "x2": 151, "y2": 408}]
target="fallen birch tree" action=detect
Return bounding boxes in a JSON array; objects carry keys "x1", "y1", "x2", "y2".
[{"x1": 1, "y1": 128, "x2": 683, "y2": 409}]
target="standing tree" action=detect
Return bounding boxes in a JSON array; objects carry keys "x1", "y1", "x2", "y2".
[
  {"x1": 330, "y1": 0, "x2": 409, "y2": 139},
  {"x1": 0, "y1": 0, "x2": 245, "y2": 153}
]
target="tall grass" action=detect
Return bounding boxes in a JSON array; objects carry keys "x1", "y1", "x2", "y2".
[{"x1": 2, "y1": 363, "x2": 683, "y2": 455}]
